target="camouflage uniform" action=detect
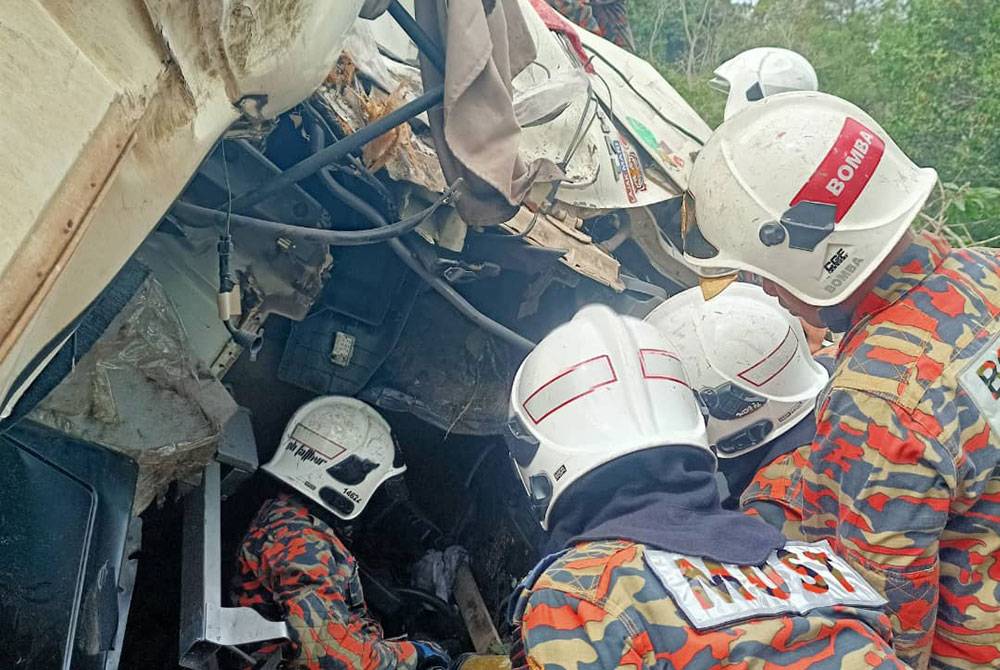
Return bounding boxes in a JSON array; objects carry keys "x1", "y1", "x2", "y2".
[
  {"x1": 741, "y1": 445, "x2": 812, "y2": 542},
  {"x1": 545, "y1": 0, "x2": 635, "y2": 51},
  {"x1": 512, "y1": 539, "x2": 905, "y2": 669},
  {"x1": 798, "y1": 233, "x2": 1000, "y2": 669},
  {"x1": 738, "y1": 348, "x2": 838, "y2": 541},
  {"x1": 232, "y1": 495, "x2": 420, "y2": 670}
]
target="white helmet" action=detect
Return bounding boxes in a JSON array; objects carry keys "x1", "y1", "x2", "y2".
[
  {"x1": 263, "y1": 396, "x2": 406, "y2": 520},
  {"x1": 506, "y1": 304, "x2": 709, "y2": 529},
  {"x1": 683, "y1": 92, "x2": 938, "y2": 307},
  {"x1": 711, "y1": 47, "x2": 818, "y2": 120},
  {"x1": 645, "y1": 283, "x2": 828, "y2": 457}
]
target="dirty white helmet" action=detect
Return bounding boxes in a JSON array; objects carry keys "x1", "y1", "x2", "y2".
[
  {"x1": 682, "y1": 92, "x2": 938, "y2": 307},
  {"x1": 645, "y1": 284, "x2": 828, "y2": 457},
  {"x1": 506, "y1": 304, "x2": 709, "y2": 529},
  {"x1": 263, "y1": 396, "x2": 405, "y2": 520},
  {"x1": 710, "y1": 47, "x2": 818, "y2": 120}
]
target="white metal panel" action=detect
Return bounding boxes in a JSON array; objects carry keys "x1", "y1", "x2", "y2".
[{"x1": 0, "y1": 0, "x2": 363, "y2": 408}]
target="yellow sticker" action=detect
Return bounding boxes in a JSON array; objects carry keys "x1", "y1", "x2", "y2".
[{"x1": 699, "y1": 273, "x2": 738, "y2": 301}]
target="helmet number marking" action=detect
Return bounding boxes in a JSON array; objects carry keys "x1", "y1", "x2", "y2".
[
  {"x1": 737, "y1": 326, "x2": 798, "y2": 387},
  {"x1": 789, "y1": 117, "x2": 885, "y2": 223},
  {"x1": 523, "y1": 354, "x2": 618, "y2": 424}
]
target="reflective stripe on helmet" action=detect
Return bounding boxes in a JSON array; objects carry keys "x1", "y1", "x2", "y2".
[
  {"x1": 737, "y1": 326, "x2": 797, "y2": 387},
  {"x1": 522, "y1": 354, "x2": 618, "y2": 424},
  {"x1": 290, "y1": 423, "x2": 347, "y2": 461},
  {"x1": 681, "y1": 192, "x2": 721, "y2": 261},
  {"x1": 639, "y1": 349, "x2": 688, "y2": 385}
]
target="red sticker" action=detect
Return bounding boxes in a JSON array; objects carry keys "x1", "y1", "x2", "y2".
[{"x1": 788, "y1": 118, "x2": 885, "y2": 222}]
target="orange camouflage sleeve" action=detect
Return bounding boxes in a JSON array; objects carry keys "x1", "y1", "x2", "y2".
[
  {"x1": 520, "y1": 588, "x2": 647, "y2": 670},
  {"x1": 740, "y1": 445, "x2": 811, "y2": 541},
  {"x1": 251, "y1": 521, "x2": 419, "y2": 670},
  {"x1": 803, "y1": 387, "x2": 955, "y2": 669}
]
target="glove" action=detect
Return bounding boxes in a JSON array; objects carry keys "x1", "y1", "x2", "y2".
[{"x1": 413, "y1": 641, "x2": 451, "y2": 670}]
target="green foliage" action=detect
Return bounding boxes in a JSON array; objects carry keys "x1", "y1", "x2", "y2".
[
  {"x1": 628, "y1": 0, "x2": 1000, "y2": 244},
  {"x1": 871, "y1": 0, "x2": 1000, "y2": 188},
  {"x1": 937, "y1": 183, "x2": 1000, "y2": 246}
]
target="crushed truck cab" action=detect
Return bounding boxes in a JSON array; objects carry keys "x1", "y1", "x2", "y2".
[{"x1": 0, "y1": 2, "x2": 716, "y2": 668}]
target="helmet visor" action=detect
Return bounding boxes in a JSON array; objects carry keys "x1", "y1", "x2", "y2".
[
  {"x1": 505, "y1": 415, "x2": 539, "y2": 467},
  {"x1": 708, "y1": 74, "x2": 730, "y2": 94},
  {"x1": 715, "y1": 418, "x2": 774, "y2": 456},
  {"x1": 682, "y1": 193, "x2": 737, "y2": 278}
]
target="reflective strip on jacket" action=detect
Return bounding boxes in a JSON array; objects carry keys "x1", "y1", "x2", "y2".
[{"x1": 513, "y1": 538, "x2": 905, "y2": 669}]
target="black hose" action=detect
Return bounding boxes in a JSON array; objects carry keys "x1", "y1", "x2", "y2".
[
  {"x1": 318, "y1": 173, "x2": 536, "y2": 351},
  {"x1": 318, "y1": 171, "x2": 394, "y2": 232},
  {"x1": 172, "y1": 199, "x2": 446, "y2": 246},
  {"x1": 224, "y1": 86, "x2": 445, "y2": 213},
  {"x1": 391, "y1": 239, "x2": 534, "y2": 351},
  {"x1": 307, "y1": 116, "x2": 325, "y2": 155},
  {"x1": 302, "y1": 101, "x2": 340, "y2": 142}
]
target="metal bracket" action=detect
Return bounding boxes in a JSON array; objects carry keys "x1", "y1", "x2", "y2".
[
  {"x1": 179, "y1": 462, "x2": 289, "y2": 669},
  {"x1": 217, "y1": 407, "x2": 260, "y2": 499},
  {"x1": 440, "y1": 260, "x2": 502, "y2": 284},
  {"x1": 103, "y1": 517, "x2": 142, "y2": 670}
]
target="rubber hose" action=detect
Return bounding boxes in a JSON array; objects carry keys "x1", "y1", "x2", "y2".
[
  {"x1": 318, "y1": 173, "x2": 536, "y2": 351},
  {"x1": 172, "y1": 200, "x2": 433, "y2": 246}
]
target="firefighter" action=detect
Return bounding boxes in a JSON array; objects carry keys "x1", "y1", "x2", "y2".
[
  {"x1": 645, "y1": 282, "x2": 832, "y2": 533},
  {"x1": 231, "y1": 396, "x2": 449, "y2": 670},
  {"x1": 710, "y1": 47, "x2": 831, "y2": 356},
  {"x1": 710, "y1": 47, "x2": 818, "y2": 120},
  {"x1": 681, "y1": 91, "x2": 1000, "y2": 669},
  {"x1": 505, "y1": 304, "x2": 906, "y2": 669}
]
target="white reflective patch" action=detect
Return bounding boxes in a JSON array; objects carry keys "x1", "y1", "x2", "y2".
[
  {"x1": 639, "y1": 349, "x2": 688, "y2": 386},
  {"x1": 522, "y1": 355, "x2": 617, "y2": 424},
  {"x1": 645, "y1": 541, "x2": 886, "y2": 630},
  {"x1": 289, "y1": 423, "x2": 347, "y2": 461},
  {"x1": 737, "y1": 326, "x2": 798, "y2": 388},
  {"x1": 959, "y1": 331, "x2": 1000, "y2": 436}
]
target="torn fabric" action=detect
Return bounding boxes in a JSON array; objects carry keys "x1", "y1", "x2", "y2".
[{"x1": 415, "y1": 0, "x2": 563, "y2": 226}]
